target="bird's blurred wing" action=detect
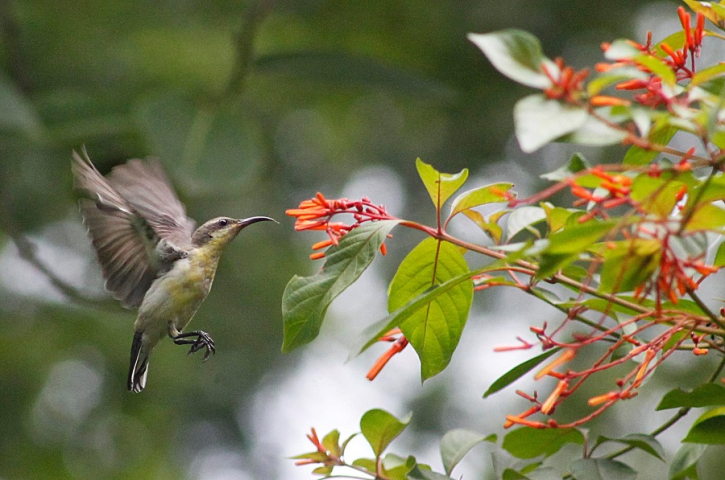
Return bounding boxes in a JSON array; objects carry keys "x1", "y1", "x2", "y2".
[
  {"x1": 106, "y1": 158, "x2": 195, "y2": 248},
  {"x1": 72, "y1": 150, "x2": 165, "y2": 309}
]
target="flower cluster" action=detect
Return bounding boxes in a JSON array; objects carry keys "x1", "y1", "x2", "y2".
[
  {"x1": 635, "y1": 229, "x2": 718, "y2": 305},
  {"x1": 500, "y1": 149, "x2": 725, "y2": 428},
  {"x1": 598, "y1": 6, "x2": 705, "y2": 107},
  {"x1": 286, "y1": 192, "x2": 393, "y2": 259},
  {"x1": 567, "y1": 167, "x2": 634, "y2": 222},
  {"x1": 542, "y1": 57, "x2": 589, "y2": 103}
]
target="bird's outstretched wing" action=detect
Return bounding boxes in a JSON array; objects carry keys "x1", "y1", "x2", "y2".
[
  {"x1": 106, "y1": 158, "x2": 196, "y2": 248},
  {"x1": 71, "y1": 149, "x2": 194, "y2": 308}
]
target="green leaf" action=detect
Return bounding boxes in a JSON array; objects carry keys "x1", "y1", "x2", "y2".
[
  {"x1": 502, "y1": 427, "x2": 584, "y2": 459},
  {"x1": 468, "y1": 30, "x2": 552, "y2": 89},
  {"x1": 502, "y1": 465, "x2": 560, "y2": 480},
  {"x1": 685, "y1": 204, "x2": 725, "y2": 231},
  {"x1": 360, "y1": 409, "x2": 411, "y2": 458},
  {"x1": 322, "y1": 429, "x2": 341, "y2": 457},
  {"x1": 537, "y1": 220, "x2": 616, "y2": 279},
  {"x1": 353, "y1": 457, "x2": 377, "y2": 471},
  {"x1": 381, "y1": 453, "x2": 416, "y2": 480},
  {"x1": 408, "y1": 465, "x2": 455, "y2": 480},
  {"x1": 483, "y1": 348, "x2": 561, "y2": 397},
  {"x1": 517, "y1": 467, "x2": 560, "y2": 480},
  {"x1": 658, "y1": 384, "x2": 725, "y2": 410},
  {"x1": 352, "y1": 262, "x2": 502, "y2": 359},
  {"x1": 691, "y1": 64, "x2": 725, "y2": 86},
  {"x1": 290, "y1": 451, "x2": 330, "y2": 462},
  {"x1": 622, "y1": 124, "x2": 677, "y2": 165},
  {"x1": 657, "y1": 30, "x2": 686, "y2": 54},
  {"x1": 683, "y1": 407, "x2": 725, "y2": 444},
  {"x1": 714, "y1": 242, "x2": 725, "y2": 267},
  {"x1": 594, "y1": 434, "x2": 665, "y2": 461},
  {"x1": 463, "y1": 209, "x2": 506, "y2": 244},
  {"x1": 507, "y1": 206, "x2": 547, "y2": 241},
  {"x1": 569, "y1": 459, "x2": 637, "y2": 480},
  {"x1": 635, "y1": 54, "x2": 676, "y2": 86},
  {"x1": 388, "y1": 238, "x2": 473, "y2": 380},
  {"x1": 540, "y1": 153, "x2": 590, "y2": 181},
  {"x1": 629, "y1": 175, "x2": 684, "y2": 218},
  {"x1": 449, "y1": 183, "x2": 514, "y2": 218},
  {"x1": 312, "y1": 465, "x2": 333, "y2": 475},
  {"x1": 712, "y1": 2, "x2": 725, "y2": 22},
  {"x1": 686, "y1": 174, "x2": 725, "y2": 207},
  {"x1": 416, "y1": 158, "x2": 469, "y2": 210},
  {"x1": 502, "y1": 469, "x2": 530, "y2": 480},
  {"x1": 670, "y1": 443, "x2": 707, "y2": 479},
  {"x1": 440, "y1": 429, "x2": 491, "y2": 475},
  {"x1": 681, "y1": 0, "x2": 725, "y2": 29},
  {"x1": 597, "y1": 239, "x2": 661, "y2": 293},
  {"x1": 542, "y1": 205, "x2": 582, "y2": 234},
  {"x1": 513, "y1": 94, "x2": 589, "y2": 153},
  {"x1": 281, "y1": 220, "x2": 399, "y2": 352}
]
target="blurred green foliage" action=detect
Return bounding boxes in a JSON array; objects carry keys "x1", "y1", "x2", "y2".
[{"x1": 0, "y1": 0, "x2": 674, "y2": 478}]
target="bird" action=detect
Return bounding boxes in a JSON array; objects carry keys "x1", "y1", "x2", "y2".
[{"x1": 71, "y1": 149, "x2": 274, "y2": 393}]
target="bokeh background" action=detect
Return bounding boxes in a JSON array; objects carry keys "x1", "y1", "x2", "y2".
[{"x1": 3, "y1": 0, "x2": 723, "y2": 478}]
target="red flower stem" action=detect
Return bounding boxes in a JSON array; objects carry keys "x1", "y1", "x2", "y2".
[
  {"x1": 561, "y1": 322, "x2": 693, "y2": 407},
  {"x1": 605, "y1": 355, "x2": 725, "y2": 460},
  {"x1": 687, "y1": 288, "x2": 725, "y2": 332}
]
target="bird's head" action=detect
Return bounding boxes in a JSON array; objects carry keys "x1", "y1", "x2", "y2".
[{"x1": 191, "y1": 216, "x2": 275, "y2": 250}]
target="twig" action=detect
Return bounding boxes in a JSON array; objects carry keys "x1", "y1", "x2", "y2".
[
  {"x1": 224, "y1": 0, "x2": 270, "y2": 100},
  {"x1": 605, "y1": 354, "x2": 725, "y2": 460}
]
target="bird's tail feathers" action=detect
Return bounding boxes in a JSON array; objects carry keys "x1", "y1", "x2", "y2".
[{"x1": 128, "y1": 331, "x2": 150, "y2": 393}]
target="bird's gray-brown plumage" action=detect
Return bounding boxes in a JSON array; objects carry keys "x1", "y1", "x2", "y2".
[
  {"x1": 72, "y1": 149, "x2": 273, "y2": 392},
  {"x1": 73, "y1": 152, "x2": 195, "y2": 308}
]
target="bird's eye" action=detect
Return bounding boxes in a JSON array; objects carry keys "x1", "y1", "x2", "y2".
[{"x1": 218, "y1": 219, "x2": 229, "y2": 227}]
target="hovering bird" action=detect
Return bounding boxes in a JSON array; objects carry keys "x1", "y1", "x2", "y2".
[{"x1": 72, "y1": 149, "x2": 274, "y2": 392}]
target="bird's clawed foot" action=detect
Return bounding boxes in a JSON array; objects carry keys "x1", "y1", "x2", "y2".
[{"x1": 174, "y1": 330, "x2": 216, "y2": 361}]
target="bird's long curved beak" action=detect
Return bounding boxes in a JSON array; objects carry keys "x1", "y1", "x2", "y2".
[{"x1": 237, "y1": 216, "x2": 277, "y2": 228}]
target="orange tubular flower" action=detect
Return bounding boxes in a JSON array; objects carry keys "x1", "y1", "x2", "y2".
[
  {"x1": 287, "y1": 192, "x2": 394, "y2": 260},
  {"x1": 540, "y1": 379, "x2": 569, "y2": 415},
  {"x1": 660, "y1": 43, "x2": 686, "y2": 69},
  {"x1": 505, "y1": 415, "x2": 547, "y2": 429},
  {"x1": 616, "y1": 79, "x2": 650, "y2": 91},
  {"x1": 366, "y1": 335, "x2": 409, "y2": 381},
  {"x1": 632, "y1": 349, "x2": 656, "y2": 388},
  {"x1": 590, "y1": 95, "x2": 631, "y2": 107},
  {"x1": 695, "y1": 12, "x2": 705, "y2": 47},
  {"x1": 312, "y1": 239, "x2": 334, "y2": 250},
  {"x1": 588, "y1": 391, "x2": 620, "y2": 407},
  {"x1": 678, "y1": 7, "x2": 694, "y2": 49},
  {"x1": 535, "y1": 348, "x2": 576, "y2": 380},
  {"x1": 542, "y1": 59, "x2": 589, "y2": 103},
  {"x1": 598, "y1": 7, "x2": 709, "y2": 109}
]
